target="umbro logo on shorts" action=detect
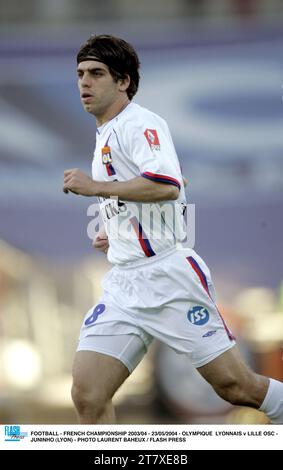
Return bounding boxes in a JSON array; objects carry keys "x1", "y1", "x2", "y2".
[{"x1": 202, "y1": 330, "x2": 217, "y2": 338}]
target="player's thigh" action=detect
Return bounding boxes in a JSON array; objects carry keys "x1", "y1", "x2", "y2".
[
  {"x1": 72, "y1": 350, "x2": 129, "y2": 400},
  {"x1": 197, "y1": 344, "x2": 252, "y2": 389}
]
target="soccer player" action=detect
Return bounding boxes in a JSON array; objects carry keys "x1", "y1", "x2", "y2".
[{"x1": 63, "y1": 35, "x2": 283, "y2": 424}]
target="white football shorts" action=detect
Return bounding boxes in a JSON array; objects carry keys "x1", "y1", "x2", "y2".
[{"x1": 77, "y1": 247, "x2": 236, "y2": 372}]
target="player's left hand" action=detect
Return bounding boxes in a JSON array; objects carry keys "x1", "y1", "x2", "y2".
[{"x1": 63, "y1": 168, "x2": 96, "y2": 196}]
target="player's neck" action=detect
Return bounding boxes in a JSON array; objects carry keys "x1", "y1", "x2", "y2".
[{"x1": 95, "y1": 98, "x2": 130, "y2": 127}]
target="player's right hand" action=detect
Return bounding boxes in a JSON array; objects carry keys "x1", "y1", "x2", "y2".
[{"x1": 92, "y1": 234, "x2": 109, "y2": 254}]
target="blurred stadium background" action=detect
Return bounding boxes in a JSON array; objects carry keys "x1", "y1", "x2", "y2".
[{"x1": 0, "y1": 0, "x2": 283, "y2": 424}]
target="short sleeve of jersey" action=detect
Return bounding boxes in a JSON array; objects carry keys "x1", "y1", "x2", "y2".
[{"x1": 124, "y1": 115, "x2": 182, "y2": 190}]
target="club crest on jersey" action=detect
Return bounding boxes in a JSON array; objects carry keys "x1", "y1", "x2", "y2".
[
  {"x1": 101, "y1": 145, "x2": 112, "y2": 164},
  {"x1": 144, "y1": 129, "x2": 160, "y2": 151},
  {"x1": 101, "y1": 145, "x2": 116, "y2": 175}
]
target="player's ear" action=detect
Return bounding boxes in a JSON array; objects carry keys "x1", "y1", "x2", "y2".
[{"x1": 118, "y1": 74, "x2": 130, "y2": 93}]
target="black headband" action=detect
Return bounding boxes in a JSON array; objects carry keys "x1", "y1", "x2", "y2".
[
  {"x1": 78, "y1": 55, "x2": 101, "y2": 63},
  {"x1": 77, "y1": 55, "x2": 124, "y2": 77}
]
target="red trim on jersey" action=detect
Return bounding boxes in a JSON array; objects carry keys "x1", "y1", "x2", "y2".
[
  {"x1": 106, "y1": 163, "x2": 116, "y2": 176},
  {"x1": 130, "y1": 216, "x2": 155, "y2": 257},
  {"x1": 141, "y1": 172, "x2": 181, "y2": 190}
]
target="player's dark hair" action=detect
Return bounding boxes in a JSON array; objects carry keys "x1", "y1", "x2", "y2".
[{"x1": 77, "y1": 34, "x2": 140, "y2": 100}]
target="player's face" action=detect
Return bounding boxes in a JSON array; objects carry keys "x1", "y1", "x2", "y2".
[{"x1": 77, "y1": 60, "x2": 121, "y2": 117}]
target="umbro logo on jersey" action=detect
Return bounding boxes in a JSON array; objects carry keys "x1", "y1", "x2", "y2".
[{"x1": 144, "y1": 129, "x2": 160, "y2": 151}]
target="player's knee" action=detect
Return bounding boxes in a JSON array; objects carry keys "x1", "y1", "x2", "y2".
[
  {"x1": 213, "y1": 378, "x2": 248, "y2": 406},
  {"x1": 71, "y1": 380, "x2": 107, "y2": 417},
  {"x1": 211, "y1": 369, "x2": 266, "y2": 407}
]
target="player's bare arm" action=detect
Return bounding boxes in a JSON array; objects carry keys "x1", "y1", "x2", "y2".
[
  {"x1": 92, "y1": 226, "x2": 109, "y2": 253},
  {"x1": 63, "y1": 168, "x2": 179, "y2": 201}
]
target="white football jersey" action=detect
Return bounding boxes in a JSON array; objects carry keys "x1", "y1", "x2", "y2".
[{"x1": 92, "y1": 102, "x2": 187, "y2": 265}]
